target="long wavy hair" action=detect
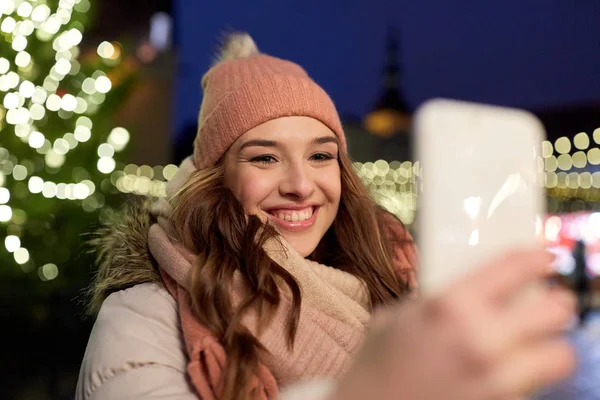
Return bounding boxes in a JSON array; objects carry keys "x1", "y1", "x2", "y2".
[{"x1": 172, "y1": 150, "x2": 410, "y2": 399}]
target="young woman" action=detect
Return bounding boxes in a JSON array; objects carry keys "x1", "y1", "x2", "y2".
[{"x1": 76, "y1": 33, "x2": 575, "y2": 400}]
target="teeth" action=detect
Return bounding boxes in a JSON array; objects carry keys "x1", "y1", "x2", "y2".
[{"x1": 272, "y1": 207, "x2": 313, "y2": 222}]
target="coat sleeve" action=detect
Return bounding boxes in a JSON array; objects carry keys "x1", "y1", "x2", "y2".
[
  {"x1": 76, "y1": 283, "x2": 199, "y2": 400},
  {"x1": 87, "y1": 363, "x2": 199, "y2": 400},
  {"x1": 278, "y1": 379, "x2": 337, "y2": 400}
]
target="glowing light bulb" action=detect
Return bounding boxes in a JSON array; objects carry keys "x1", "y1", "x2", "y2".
[
  {"x1": 97, "y1": 41, "x2": 115, "y2": 59},
  {"x1": 554, "y1": 137, "x2": 571, "y2": 154},
  {"x1": 0, "y1": 187, "x2": 9, "y2": 203},
  {"x1": 60, "y1": 93, "x2": 77, "y2": 111},
  {"x1": 0, "y1": 57, "x2": 9, "y2": 74},
  {"x1": 572, "y1": 151, "x2": 587, "y2": 169},
  {"x1": 3, "y1": 92, "x2": 19, "y2": 109},
  {"x1": 18, "y1": 20, "x2": 34, "y2": 36},
  {"x1": 19, "y1": 80, "x2": 34, "y2": 98},
  {"x1": 73, "y1": 183, "x2": 90, "y2": 199},
  {"x1": 74, "y1": 125, "x2": 91, "y2": 142},
  {"x1": 12, "y1": 164, "x2": 27, "y2": 180},
  {"x1": 76, "y1": 116, "x2": 93, "y2": 128},
  {"x1": 63, "y1": 133, "x2": 77, "y2": 149},
  {"x1": 14, "y1": 107, "x2": 30, "y2": 124},
  {"x1": 5, "y1": 235, "x2": 20, "y2": 252},
  {"x1": 29, "y1": 103, "x2": 45, "y2": 120},
  {"x1": 74, "y1": 0, "x2": 91, "y2": 13},
  {"x1": 31, "y1": 4, "x2": 51, "y2": 22},
  {"x1": 17, "y1": 1, "x2": 32, "y2": 17},
  {"x1": 82, "y1": 78, "x2": 96, "y2": 94},
  {"x1": 14, "y1": 247, "x2": 29, "y2": 264},
  {"x1": 574, "y1": 132, "x2": 589, "y2": 150},
  {"x1": 6, "y1": 71, "x2": 19, "y2": 89},
  {"x1": 0, "y1": 205, "x2": 12, "y2": 221},
  {"x1": 74, "y1": 97, "x2": 87, "y2": 114},
  {"x1": 43, "y1": 77, "x2": 58, "y2": 92},
  {"x1": 42, "y1": 181, "x2": 57, "y2": 198},
  {"x1": 97, "y1": 143, "x2": 114, "y2": 158},
  {"x1": 588, "y1": 148, "x2": 600, "y2": 165},
  {"x1": 163, "y1": 164, "x2": 178, "y2": 180},
  {"x1": 46, "y1": 94, "x2": 61, "y2": 111},
  {"x1": 0, "y1": 0, "x2": 15, "y2": 15},
  {"x1": 45, "y1": 150, "x2": 65, "y2": 168},
  {"x1": 14, "y1": 124, "x2": 29, "y2": 138},
  {"x1": 94, "y1": 76, "x2": 111, "y2": 94},
  {"x1": 12, "y1": 35, "x2": 27, "y2": 52},
  {"x1": 81, "y1": 179, "x2": 96, "y2": 195},
  {"x1": 40, "y1": 263, "x2": 59, "y2": 280},
  {"x1": 97, "y1": 157, "x2": 115, "y2": 174},
  {"x1": 43, "y1": 16, "x2": 61, "y2": 34},
  {"x1": 66, "y1": 28, "x2": 82, "y2": 47},
  {"x1": 15, "y1": 51, "x2": 31, "y2": 68},
  {"x1": 53, "y1": 138, "x2": 69, "y2": 155},
  {"x1": 56, "y1": 8, "x2": 72, "y2": 24},
  {"x1": 28, "y1": 131, "x2": 45, "y2": 148},
  {"x1": 1, "y1": 17, "x2": 16, "y2": 33},
  {"x1": 593, "y1": 128, "x2": 600, "y2": 145},
  {"x1": 31, "y1": 87, "x2": 47, "y2": 104},
  {"x1": 55, "y1": 58, "x2": 71, "y2": 75}
]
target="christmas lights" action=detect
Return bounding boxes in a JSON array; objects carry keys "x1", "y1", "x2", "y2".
[{"x1": 0, "y1": 0, "x2": 133, "y2": 281}]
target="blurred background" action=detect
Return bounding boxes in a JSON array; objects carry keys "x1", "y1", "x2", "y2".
[{"x1": 0, "y1": 0, "x2": 599, "y2": 398}]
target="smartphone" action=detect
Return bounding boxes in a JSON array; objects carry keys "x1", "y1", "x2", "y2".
[{"x1": 414, "y1": 98, "x2": 546, "y2": 297}]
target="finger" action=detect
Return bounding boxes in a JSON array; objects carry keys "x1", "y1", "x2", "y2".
[
  {"x1": 489, "y1": 338, "x2": 576, "y2": 398},
  {"x1": 454, "y1": 248, "x2": 554, "y2": 303},
  {"x1": 501, "y1": 287, "x2": 576, "y2": 344}
]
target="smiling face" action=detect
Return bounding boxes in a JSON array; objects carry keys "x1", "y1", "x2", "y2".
[{"x1": 223, "y1": 116, "x2": 341, "y2": 257}]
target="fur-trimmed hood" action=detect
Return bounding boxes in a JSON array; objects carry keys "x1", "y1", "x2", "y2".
[{"x1": 85, "y1": 198, "x2": 162, "y2": 315}]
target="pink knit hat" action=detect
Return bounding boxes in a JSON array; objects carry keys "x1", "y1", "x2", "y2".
[{"x1": 193, "y1": 33, "x2": 346, "y2": 169}]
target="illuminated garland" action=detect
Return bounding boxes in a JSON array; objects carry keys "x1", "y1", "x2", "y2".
[{"x1": 0, "y1": 0, "x2": 131, "y2": 279}]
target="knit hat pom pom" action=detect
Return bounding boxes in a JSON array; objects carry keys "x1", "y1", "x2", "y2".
[{"x1": 216, "y1": 32, "x2": 260, "y2": 63}]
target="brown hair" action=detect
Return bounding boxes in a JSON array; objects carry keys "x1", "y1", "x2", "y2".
[{"x1": 172, "y1": 151, "x2": 409, "y2": 399}]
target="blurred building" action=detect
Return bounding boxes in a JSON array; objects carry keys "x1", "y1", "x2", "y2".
[{"x1": 344, "y1": 31, "x2": 413, "y2": 163}]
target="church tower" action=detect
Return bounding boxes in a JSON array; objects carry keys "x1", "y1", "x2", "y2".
[{"x1": 363, "y1": 28, "x2": 412, "y2": 137}]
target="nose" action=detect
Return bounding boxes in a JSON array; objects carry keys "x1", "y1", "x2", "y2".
[{"x1": 279, "y1": 161, "x2": 315, "y2": 200}]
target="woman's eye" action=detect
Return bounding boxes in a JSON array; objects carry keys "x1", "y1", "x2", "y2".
[
  {"x1": 311, "y1": 153, "x2": 333, "y2": 161},
  {"x1": 250, "y1": 155, "x2": 277, "y2": 164}
]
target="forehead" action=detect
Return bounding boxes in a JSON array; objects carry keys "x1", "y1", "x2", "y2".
[{"x1": 236, "y1": 116, "x2": 336, "y2": 146}]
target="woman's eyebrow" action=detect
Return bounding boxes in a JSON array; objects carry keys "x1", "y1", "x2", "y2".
[{"x1": 239, "y1": 139, "x2": 278, "y2": 151}]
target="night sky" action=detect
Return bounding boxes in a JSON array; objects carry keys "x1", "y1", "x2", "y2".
[{"x1": 173, "y1": 0, "x2": 600, "y2": 135}]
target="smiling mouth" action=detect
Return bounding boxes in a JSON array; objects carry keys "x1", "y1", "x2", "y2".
[
  {"x1": 267, "y1": 206, "x2": 315, "y2": 222},
  {"x1": 263, "y1": 206, "x2": 319, "y2": 231}
]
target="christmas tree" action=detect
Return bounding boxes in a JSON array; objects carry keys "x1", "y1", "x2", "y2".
[{"x1": 0, "y1": 0, "x2": 136, "y2": 299}]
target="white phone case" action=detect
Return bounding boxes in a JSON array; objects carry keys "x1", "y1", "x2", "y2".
[{"x1": 414, "y1": 99, "x2": 546, "y2": 296}]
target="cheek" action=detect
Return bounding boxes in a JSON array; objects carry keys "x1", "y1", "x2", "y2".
[
  {"x1": 229, "y1": 170, "x2": 275, "y2": 213},
  {"x1": 318, "y1": 166, "x2": 341, "y2": 206}
]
